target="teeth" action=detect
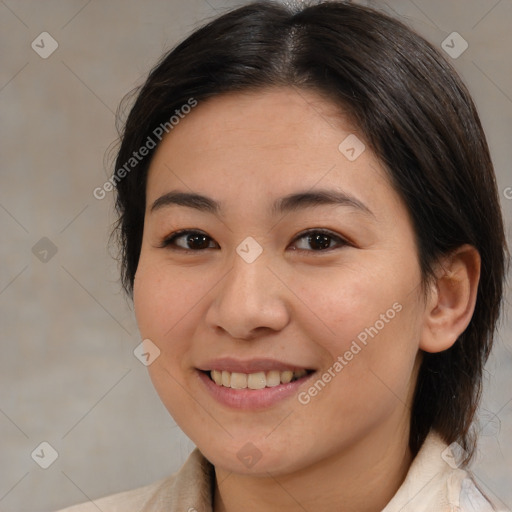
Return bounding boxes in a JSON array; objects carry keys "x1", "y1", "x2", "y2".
[
  {"x1": 280, "y1": 370, "x2": 293, "y2": 383},
  {"x1": 212, "y1": 369, "x2": 222, "y2": 385},
  {"x1": 230, "y1": 372, "x2": 247, "y2": 389},
  {"x1": 209, "y1": 369, "x2": 309, "y2": 389},
  {"x1": 266, "y1": 370, "x2": 281, "y2": 387},
  {"x1": 247, "y1": 372, "x2": 266, "y2": 390},
  {"x1": 295, "y1": 369, "x2": 307, "y2": 379},
  {"x1": 221, "y1": 370, "x2": 231, "y2": 387}
]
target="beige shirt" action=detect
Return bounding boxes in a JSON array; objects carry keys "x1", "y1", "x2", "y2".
[{"x1": 56, "y1": 431, "x2": 500, "y2": 512}]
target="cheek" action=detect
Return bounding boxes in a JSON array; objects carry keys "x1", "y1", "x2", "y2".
[
  {"x1": 293, "y1": 258, "x2": 422, "y2": 403},
  {"x1": 293, "y1": 258, "x2": 418, "y2": 352},
  {"x1": 133, "y1": 256, "x2": 223, "y2": 382},
  {"x1": 133, "y1": 261, "x2": 161, "y2": 337},
  {"x1": 134, "y1": 257, "x2": 200, "y2": 338},
  {"x1": 133, "y1": 259, "x2": 202, "y2": 414}
]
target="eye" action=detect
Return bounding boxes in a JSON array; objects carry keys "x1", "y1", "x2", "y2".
[
  {"x1": 158, "y1": 228, "x2": 349, "y2": 253},
  {"x1": 290, "y1": 229, "x2": 349, "y2": 252},
  {"x1": 158, "y1": 229, "x2": 217, "y2": 252}
]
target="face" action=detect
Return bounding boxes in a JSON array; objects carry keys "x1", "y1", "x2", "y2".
[{"x1": 133, "y1": 87, "x2": 426, "y2": 476}]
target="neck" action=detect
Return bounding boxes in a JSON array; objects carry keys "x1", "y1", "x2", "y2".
[{"x1": 213, "y1": 419, "x2": 413, "y2": 512}]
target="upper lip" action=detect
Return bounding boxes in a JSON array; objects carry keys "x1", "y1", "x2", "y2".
[{"x1": 197, "y1": 357, "x2": 314, "y2": 374}]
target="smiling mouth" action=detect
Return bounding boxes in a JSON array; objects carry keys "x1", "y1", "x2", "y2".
[{"x1": 204, "y1": 369, "x2": 315, "y2": 390}]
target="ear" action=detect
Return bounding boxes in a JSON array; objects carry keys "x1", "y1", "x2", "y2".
[{"x1": 420, "y1": 244, "x2": 481, "y2": 353}]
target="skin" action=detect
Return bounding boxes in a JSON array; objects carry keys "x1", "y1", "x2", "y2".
[{"x1": 133, "y1": 87, "x2": 480, "y2": 512}]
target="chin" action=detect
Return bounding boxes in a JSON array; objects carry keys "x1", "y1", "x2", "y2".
[{"x1": 195, "y1": 436, "x2": 310, "y2": 477}]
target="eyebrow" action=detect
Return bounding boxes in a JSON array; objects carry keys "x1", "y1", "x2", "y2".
[{"x1": 150, "y1": 188, "x2": 374, "y2": 217}]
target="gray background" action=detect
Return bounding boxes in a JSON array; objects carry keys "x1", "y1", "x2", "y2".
[{"x1": 0, "y1": 1, "x2": 511, "y2": 511}]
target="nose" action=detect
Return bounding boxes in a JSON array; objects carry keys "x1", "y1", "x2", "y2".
[{"x1": 204, "y1": 248, "x2": 291, "y2": 341}]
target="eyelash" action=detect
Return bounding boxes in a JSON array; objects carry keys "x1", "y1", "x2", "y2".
[{"x1": 158, "y1": 228, "x2": 350, "y2": 254}]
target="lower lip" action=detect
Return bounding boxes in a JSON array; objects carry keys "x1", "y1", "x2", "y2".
[{"x1": 197, "y1": 370, "x2": 315, "y2": 410}]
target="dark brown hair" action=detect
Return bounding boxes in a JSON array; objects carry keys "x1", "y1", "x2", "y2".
[{"x1": 111, "y1": 0, "x2": 509, "y2": 464}]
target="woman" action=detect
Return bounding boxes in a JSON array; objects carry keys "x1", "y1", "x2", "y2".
[{"x1": 58, "y1": 1, "x2": 509, "y2": 511}]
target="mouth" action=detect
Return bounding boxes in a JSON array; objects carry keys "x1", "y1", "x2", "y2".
[
  {"x1": 202, "y1": 368, "x2": 315, "y2": 390},
  {"x1": 196, "y1": 357, "x2": 317, "y2": 409}
]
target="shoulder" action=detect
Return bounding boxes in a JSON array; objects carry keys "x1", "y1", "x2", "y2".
[
  {"x1": 54, "y1": 448, "x2": 215, "y2": 512},
  {"x1": 54, "y1": 475, "x2": 176, "y2": 512},
  {"x1": 458, "y1": 475, "x2": 503, "y2": 512},
  {"x1": 383, "y1": 432, "x2": 501, "y2": 512}
]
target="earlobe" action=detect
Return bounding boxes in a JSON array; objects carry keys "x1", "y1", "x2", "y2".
[{"x1": 419, "y1": 244, "x2": 481, "y2": 354}]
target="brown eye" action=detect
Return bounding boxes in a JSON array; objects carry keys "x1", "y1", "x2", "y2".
[
  {"x1": 159, "y1": 228, "x2": 349, "y2": 254},
  {"x1": 159, "y1": 230, "x2": 217, "y2": 252},
  {"x1": 290, "y1": 229, "x2": 349, "y2": 252}
]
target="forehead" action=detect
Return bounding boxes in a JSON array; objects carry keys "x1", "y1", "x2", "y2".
[{"x1": 145, "y1": 87, "x2": 400, "y2": 222}]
